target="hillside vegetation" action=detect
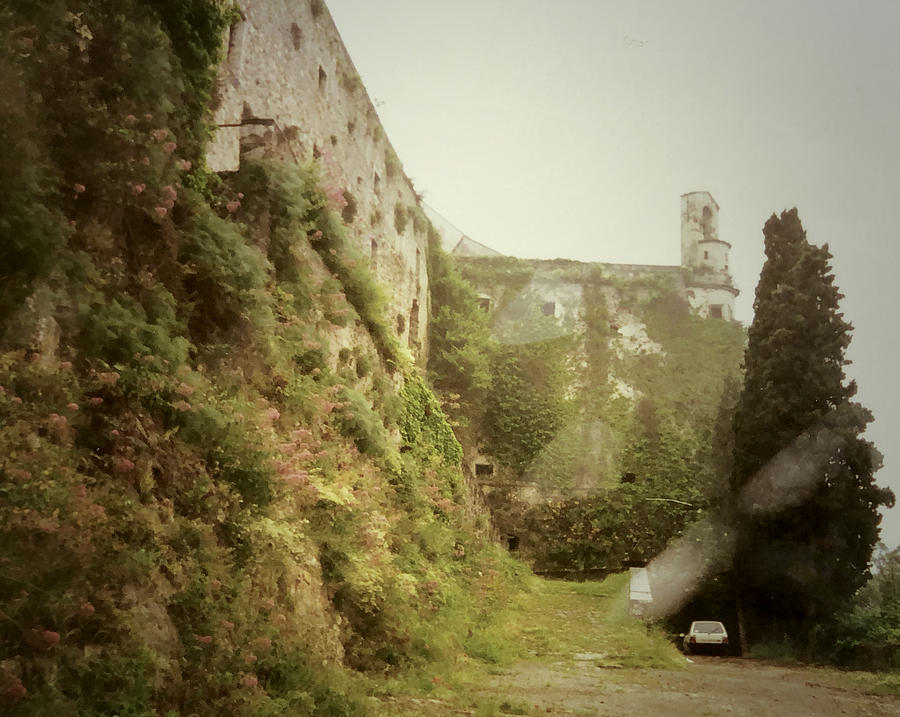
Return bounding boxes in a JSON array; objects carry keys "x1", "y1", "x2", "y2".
[{"x1": 0, "y1": 3, "x2": 526, "y2": 713}]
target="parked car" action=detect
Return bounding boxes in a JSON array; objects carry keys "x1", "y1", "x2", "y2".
[{"x1": 682, "y1": 620, "x2": 729, "y2": 655}]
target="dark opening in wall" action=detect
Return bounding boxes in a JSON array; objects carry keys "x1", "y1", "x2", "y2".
[
  {"x1": 373, "y1": 172, "x2": 381, "y2": 196},
  {"x1": 477, "y1": 297, "x2": 491, "y2": 312},
  {"x1": 312, "y1": 143, "x2": 321, "y2": 159},
  {"x1": 541, "y1": 301, "x2": 556, "y2": 317},
  {"x1": 709, "y1": 305, "x2": 723, "y2": 319},
  {"x1": 290, "y1": 22, "x2": 303, "y2": 49},
  {"x1": 396, "y1": 313, "x2": 406, "y2": 334},
  {"x1": 507, "y1": 535, "x2": 520, "y2": 552},
  {"x1": 704, "y1": 250, "x2": 709, "y2": 260},
  {"x1": 370, "y1": 238, "x2": 378, "y2": 264},
  {"x1": 621, "y1": 471, "x2": 636, "y2": 483},
  {"x1": 318, "y1": 65, "x2": 327, "y2": 90},
  {"x1": 347, "y1": 120, "x2": 356, "y2": 135},
  {"x1": 330, "y1": 134, "x2": 338, "y2": 147},
  {"x1": 475, "y1": 463, "x2": 494, "y2": 477},
  {"x1": 701, "y1": 204, "x2": 713, "y2": 241},
  {"x1": 341, "y1": 190, "x2": 357, "y2": 224},
  {"x1": 408, "y1": 299, "x2": 419, "y2": 348}
]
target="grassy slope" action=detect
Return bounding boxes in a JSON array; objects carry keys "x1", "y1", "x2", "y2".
[{"x1": 368, "y1": 572, "x2": 684, "y2": 716}]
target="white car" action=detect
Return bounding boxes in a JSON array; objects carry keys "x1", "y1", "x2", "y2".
[{"x1": 682, "y1": 620, "x2": 729, "y2": 655}]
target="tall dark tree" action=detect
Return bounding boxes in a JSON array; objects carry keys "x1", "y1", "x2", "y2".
[{"x1": 730, "y1": 208, "x2": 894, "y2": 649}]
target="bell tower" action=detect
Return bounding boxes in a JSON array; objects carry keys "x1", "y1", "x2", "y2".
[{"x1": 680, "y1": 191, "x2": 739, "y2": 320}]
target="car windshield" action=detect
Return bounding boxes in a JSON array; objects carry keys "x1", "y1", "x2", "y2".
[{"x1": 693, "y1": 622, "x2": 724, "y2": 633}]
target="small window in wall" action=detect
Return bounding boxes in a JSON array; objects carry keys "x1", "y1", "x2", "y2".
[
  {"x1": 475, "y1": 463, "x2": 494, "y2": 477},
  {"x1": 373, "y1": 172, "x2": 381, "y2": 196},
  {"x1": 704, "y1": 250, "x2": 709, "y2": 260},
  {"x1": 408, "y1": 299, "x2": 419, "y2": 349},
  {"x1": 290, "y1": 22, "x2": 303, "y2": 50},
  {"x1": 477, "y1": 297, "x2": 491, "y2": 312},
  {"x1": 507, "y1": 535, "x2": 520, "y2": 552},
  {"x1": 541, "y1": 301, "x2": 556, "y2": 317},
  {"x1": 709, "y1": 305, "x2": 723, "y2": 319},
  {"x1": 396, "y1": 313, "x2": 406, "y2": 334},
  {"x1": 318, "y1": 65, "x2": 327, "y2": 90}
]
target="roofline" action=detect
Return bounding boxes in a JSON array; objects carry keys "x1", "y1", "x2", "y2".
[
  {"x1": 681, "y1": 191, "x2": 719, "y2": 210},
  {"x1": 697, "y1": 238, "x2": 732, "y2": 248}
]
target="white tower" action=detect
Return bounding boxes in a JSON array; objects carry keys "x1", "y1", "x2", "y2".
[{"x1": 680, "y1": 192, "x2": 739, "y2": 320}]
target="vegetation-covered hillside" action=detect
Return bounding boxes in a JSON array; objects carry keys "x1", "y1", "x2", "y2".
[{"x1": 0, "y1": 3, "x2": 524, "y2": 713}]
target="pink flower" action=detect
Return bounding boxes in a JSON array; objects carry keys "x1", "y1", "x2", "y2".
[
  {"x1": 78, "y1": 601, "x2": 95, "y2": 616},
  {"x1": 12, "y1": 396, "x2": 24, "y2": 405},
  {"x1": 226, "y1": 200, "x2": 240, "y2": 213},
  {"x1": 97, "y1": 371, "x2": 120, "y2": 385},
  {"x1": 266, "y1": 408, "x2": 280, "y2": 421},
  {"x1": 176, "y1": 159, "x2": 192, "y2": 171},
  {"x1": 151, "y1": 128, "x2": 169, "y2": 141},
  {"x1": 3, "y1": 677, "x2": 27, "y2": 701},
  {"x1": 42, "y1": 630, "x2": 61, "y2": 648},
  {"x1": 194, "y1": 634, "x2": 213, "y2": 645},
  {"x1": 222, "y1": 620, "x2": 234, "y2": 631},
  {"x1": 173, "y1": 400, "x2": 191, "y2": 412},
  {"x1": 112, "y1": 457, "x2": 135, "y2": 474},
  {"x1": 144, "y1": 113, "x2": 153, "y2": 121},
  {"x1": 66, "y1": 402, "x2": 79, "y2": 411},
  {"x1": 124, "y1": 114, "x2": 137, "y2": 125},
  {"x1": 88, "y1": 396, "x2": 103, "y2": 406},
  {"x1": 237, "y1": 192, "x2": 244, "y2": 199},
  {"x1": 73, "y1": 183, "x2": 86, "y2": 194},
  {"x1": 240, "y1": 673, "x2": 258, "y2": 688},
  {"x1": 110, "y1": 429, "x2": 120, "y2": 437},
  {"x1": 175, "y1": 382, "x2": 194, "y2": 397},
  {"x1": 162, "y1": 199, "x2": 174, "y2": 210},
  {"x1": 162, "y1": 141, "x2": 177, "y2": 154},
  {"x1": 154, "y1": 206, "x2": 167, "y2": 218},
  {"x1": 130, "y1": 182, "x2": 146, "y2": 195},
  {"x1": 162, "y1": 185, "x2": 178, "y2": 200},
  {"x1": 242, "y1": 653, "x2": 258, "y2": 664},
  {"x1": 59, "y1": 361, "x2": 73, "y2": 370},
  {"x1": 253, "y1": 636, "x2": 272, "y2": 650}
]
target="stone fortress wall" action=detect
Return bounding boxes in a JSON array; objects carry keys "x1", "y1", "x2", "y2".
[{"x1": 206, "y1": 0, "x2": 429, "y2": 360}]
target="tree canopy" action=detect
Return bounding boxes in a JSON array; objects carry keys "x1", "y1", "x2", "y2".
[{"x1": 730, "y1": 208, "x2": 894, "y2": 646}]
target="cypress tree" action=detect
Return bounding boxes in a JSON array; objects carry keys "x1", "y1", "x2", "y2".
[{"x1": 730, "y1": 208, "x2": 894, "y2": 648}]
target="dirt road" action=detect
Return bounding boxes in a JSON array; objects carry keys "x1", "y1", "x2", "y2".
[{"x1": 480, "y1": 655, "x2": 900, "y2": 716}]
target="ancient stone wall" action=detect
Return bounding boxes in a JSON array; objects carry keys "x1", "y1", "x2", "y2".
[{"x1": 206, "y1": 0, "x2": 429, "y2": 361}]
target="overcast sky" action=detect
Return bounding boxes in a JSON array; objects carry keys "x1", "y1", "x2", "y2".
[{"x1": 326, "y1": 0, "x2": 900, "y2": 549}]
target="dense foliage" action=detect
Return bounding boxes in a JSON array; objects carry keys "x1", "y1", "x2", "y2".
[
  {"x1": 729, "y1": 208, "x2": 894, "y2": 649},
  {"x1": 0, "y1": 4, "x2": 526, "y2": 714}
]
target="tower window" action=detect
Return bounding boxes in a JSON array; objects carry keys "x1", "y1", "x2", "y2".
[
  {"x1": 704, "y1": 251, "x2": 709, "y2": 260},
  {"x1": 709, "y1": 305, "x2": 723, "y2": 319},
  {"x1": 475, "y1": 463, "x2": 494, "y2": 476},
  {"x1": 541, "y1": 301, "x2": 556, "y2": 317}
]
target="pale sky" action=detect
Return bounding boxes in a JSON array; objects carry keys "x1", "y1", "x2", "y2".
[{"x1": 326, "y1": 0, "x2": 900, "y2": 548}]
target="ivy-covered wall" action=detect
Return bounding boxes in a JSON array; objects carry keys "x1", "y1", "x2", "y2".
[{"x1": 455, "y1": 256, "x2": 746, "y2": 573}]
